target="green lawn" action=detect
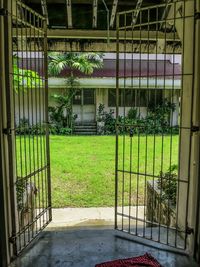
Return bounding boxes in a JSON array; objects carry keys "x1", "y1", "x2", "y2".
[
  {"x1": 50, "y1": 135, "x2": 178, "y2": 207},
  {"x1": 16, "y1": 135, "x2": 179, "y2": 207}
]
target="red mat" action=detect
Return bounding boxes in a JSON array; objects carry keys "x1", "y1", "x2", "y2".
[{"x1": 95, "y1": 253, "x2": 162, "y2": 267}]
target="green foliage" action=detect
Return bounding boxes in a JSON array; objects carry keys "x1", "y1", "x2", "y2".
[
  {"x1": 96, "y1": 99, "x2": 177, "y2": 135},
  {"x1": 48, "y1": 52, "x2": 104, "y2": 132},
  {"x1": 97, "y1": 104, "x2": 116, "y2": 134},
  {"x1": 13, "y1": 55, "x2": 42, "y2": 92},
  {"x1": 16, "y1": 118, "x2": 45, "y2": 135},
  {"x1": 96, "y1": 103, "x2": 105, "y2": 122},
  {"x1": 158, "y1": 164, "x2": 178, "y2": 206},
  {"x1": 48, "y1": 52, "x2": 103, "y2": 76},
  {"x1": 127, "y1": 107, "x2": 138, "y2": 120},
  {"x1": 48, "y1": 76, "x2": 79, "y2": 132},
  {"x1": 143, "y1": 99, "x2": 177, "y2": 134}
]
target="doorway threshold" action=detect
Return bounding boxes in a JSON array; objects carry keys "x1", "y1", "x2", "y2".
[{"x1": 46, "y1": 206, "x2": 145, "y2": 229}]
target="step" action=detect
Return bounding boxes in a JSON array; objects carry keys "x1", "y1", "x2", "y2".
[
  {"x1": 74, "y1": 132, "x2": 97, "y2": 135},
  {"x1": 75, "y1": 122, "x2": 96, "y2": 126},
  {"x1": 74, "y1": 126, "x2": 97, "y2": 130},
  {"x1": 74, "y1": 129, "x2": 97, "y2": 133}
]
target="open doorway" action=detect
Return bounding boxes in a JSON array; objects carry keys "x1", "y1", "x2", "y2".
[{"x1": 1, "y1": 0, "x2": 200, "y2": 266}]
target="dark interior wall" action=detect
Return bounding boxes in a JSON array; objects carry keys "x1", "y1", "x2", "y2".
[{"x1": 24, "y1": 0, "x2": 164, "y2": 29}]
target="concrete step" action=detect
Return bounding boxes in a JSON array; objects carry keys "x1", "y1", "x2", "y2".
[
  {"x1": 75, "y1": 126, "x2": 97, "y2": 130},
  {"x1": 75, "y1": 122, "x2": 96, "y2": 126},
  {"x1": 74, "y1": 122, "x2": 97, "y2": 135},
  {"x1": 74, "y1": 132, "x2": 97, "y2": 135}
]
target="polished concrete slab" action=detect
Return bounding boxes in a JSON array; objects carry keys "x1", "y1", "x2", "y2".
[{"x1": 12, "y1": 227, "x2": 198, "y2": 267}]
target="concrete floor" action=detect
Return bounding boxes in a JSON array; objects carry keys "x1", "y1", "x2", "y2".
[
  {"x1": 12, "y1": 227, "x2": 198, "y2": 267},
  {"x1": 48, "y1": 207, "x2": 144, "y2": 228}
]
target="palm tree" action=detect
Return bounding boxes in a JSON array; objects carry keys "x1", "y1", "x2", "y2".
[
  {"x1": 48, "y1": 52, "x2": 103, "y2": 76},
  {"x1": 48, "y1": 52, "x2": 103, "y2": 133}
]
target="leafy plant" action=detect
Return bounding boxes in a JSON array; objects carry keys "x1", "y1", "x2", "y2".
[
  {"x1": 16, "y1": 118, "x2": 45, "y2": 135},
  {"x1": 157, "y1": 164, "x2": 178, "y2": 206},
  {"x1": 96, "y1": 103, "x2": 116, "y2": 134},
  {"x1": 13, "y1": 55, "x2": 42, "y2": 92},
  {"x1": 127, "y1": 107, "x2": 138, "y2": 120},
  {"x1": 48, "y1": 52, "x2": 104, "y2": 132},
  {"x1": 144, "y1": 99, "x2": 176, "y2": 134}
]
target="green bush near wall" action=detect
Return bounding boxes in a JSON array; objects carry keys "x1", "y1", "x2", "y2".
[{"x1": 97, "y1": 99, "x2": 178, "y2": 135}]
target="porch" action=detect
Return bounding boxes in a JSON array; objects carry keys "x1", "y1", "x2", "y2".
[
  {"x1": 1, "y1": 0, "x2": 200, "y2": 267},
  {"x1": 11, "y1": 226, "x2": 198, "y2": 267}
]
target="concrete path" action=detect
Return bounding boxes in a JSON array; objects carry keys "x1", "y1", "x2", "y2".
[{"x1": 47, "y1": 206, "x2": 145, "y2": 229}]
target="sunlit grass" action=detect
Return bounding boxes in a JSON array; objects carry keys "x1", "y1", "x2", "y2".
[{"x1": 16, "y1": 135, "x2": 179, "y2": 207}]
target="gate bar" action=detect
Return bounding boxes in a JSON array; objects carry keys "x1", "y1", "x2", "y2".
[
  {"x1": 193, "y1": 0, "x2": 200, "y2": 261},
  {"x1": 0, "y1": 0, "x2": 11, "y2": 265},
  {"x1": 115, "y1": 12, "x2": 120, "y2": 229},
  {"x1": 4, "y1": 0, "x2": 18, "y2": 255}
]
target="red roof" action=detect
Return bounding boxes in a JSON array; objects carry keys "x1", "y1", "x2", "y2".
[{"x1": 19, "y1": 58, "x2": 181, "y2": 79}]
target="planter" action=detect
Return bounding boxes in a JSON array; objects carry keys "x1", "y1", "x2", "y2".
[{"x1": 146, "y1": 180, "x2": 176, "y2": 227}]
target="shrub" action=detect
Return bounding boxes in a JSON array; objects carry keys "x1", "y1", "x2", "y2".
[
  {"x1": 16, "y1": 118, "x2": 46, "y2": 135},
  {"x1": 96, "y1": 99, "x2": 177, "y2": 136},
  {"x1": 127, "y1": 107, "x2": 138, "y2": 120},
  {"x1": 157, "y1": 164, "x2": 178, "y2": 206},
  {"x1": 144, "y1": 99, "x2": 176, "y2": 134},
  {"x1": 96, "y1": 104, "x2": 116, "y2": 134}
]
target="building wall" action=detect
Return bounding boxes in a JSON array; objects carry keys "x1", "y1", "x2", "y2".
[
  {"x1": 96, "y1": 88, "x2": 180, "y2": 126},
  {"x1": 14, "y1": 87, "x2": 180, "y2": 126}
]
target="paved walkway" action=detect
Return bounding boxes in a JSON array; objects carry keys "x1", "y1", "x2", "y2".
[{"x1": 47, "y1": 206, "x2": 145, "y2": 228}]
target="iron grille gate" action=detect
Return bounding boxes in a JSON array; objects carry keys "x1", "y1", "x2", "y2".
[
  {"x1": 115, "y1": 0, "x2": 196, "y2": 250},
  {"x1": 3, "y1": 0, "x2": 51, "y2": 255}
]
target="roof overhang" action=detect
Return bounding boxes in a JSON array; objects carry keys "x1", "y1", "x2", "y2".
[{"x1": 48, "y1": 77, "x2": 181, "y2": 89}]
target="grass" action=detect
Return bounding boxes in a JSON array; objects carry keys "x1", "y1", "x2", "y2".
[{"x1": 16, "y1": 135, "x2": 179, "y2": 208}]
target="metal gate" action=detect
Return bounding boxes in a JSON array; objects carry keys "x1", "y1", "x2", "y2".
[
  {"x1": 115, "y1": 0, "x2": 196, "y2": 250},
  {"x1": 2, "y1": 0, "x2": 51, "y2": 255}
]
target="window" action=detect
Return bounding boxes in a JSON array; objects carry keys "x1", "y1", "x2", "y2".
[
  {"x1": 83, "y1": 89, "x2": 95, "y2": 105},
  {"x1": 136, "y1": 90, "x2": 147, "y2": 107},
  {"x1": 108, "y1": 89, "x2": 116, "y2": 106},
  {"x1": 108, "y1": 89, "x2": 163, "y2": 107},
  {"x1": 124, "y1": 89, "x2": 135, "y2": 107},
  {"x1": 148, "y1": 89, "x2": 163, "y2": 107},
  {"x1": 73, "y1": 89, "x2": 82, "y2": 105},
  {"x1": 108, "y1": 89, "x2": 134, "y2": 107},
  {"x1": 73, "y1": 89, "x2": 95, "y2": 105}
]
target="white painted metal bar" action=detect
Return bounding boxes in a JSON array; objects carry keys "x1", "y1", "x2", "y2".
[
  {"x1": 92, "y1": 0, "x2": 98, "y2": 28},
  {"x1": 41, "y1": 0, "x2": 49, "y2": 25},
  {"x1": 132, "y1": 0, "x2": 143, "y2": 25},
  {"x1": 110, "y1": 0, "x2": 118, "y2": 28},
  {"x1": 65, "y1": 0, "x2": 72, "y2": 28}
]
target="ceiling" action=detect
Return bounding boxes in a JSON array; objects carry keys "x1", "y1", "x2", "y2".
[{"x1": 23, "y1": 0, "x2": 166, "y2": 29}]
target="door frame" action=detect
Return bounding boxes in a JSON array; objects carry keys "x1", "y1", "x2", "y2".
[
  {"x1": 0, "y1": 0, "x2": 14, "y2": 265},
  {"x1": 73, "y1": 88, "x2": 96, "y2": 123},
  {"x1": 0, "y1": 0, "x2": 52, "y2": 258}
]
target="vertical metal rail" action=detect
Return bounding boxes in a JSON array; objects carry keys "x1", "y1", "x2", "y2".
[
  {"x1": 193, "y1": 0, "x2": 200, "y2": 261},
  {"x1": 0, "y1": 1, "x2": 12, "y2": 265},
  {"x1": 44, "y1": 18, "x2": 52, "y2": 222},
  {"x1": 4, "y1": 0, "x2": 18, "y2": 255},
  {"x1": 115, "y1": 0, "x2": 196, "y2": 251},
  {"x1": 115, "y1": 13, "x2": 119, "y2": 229}
]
